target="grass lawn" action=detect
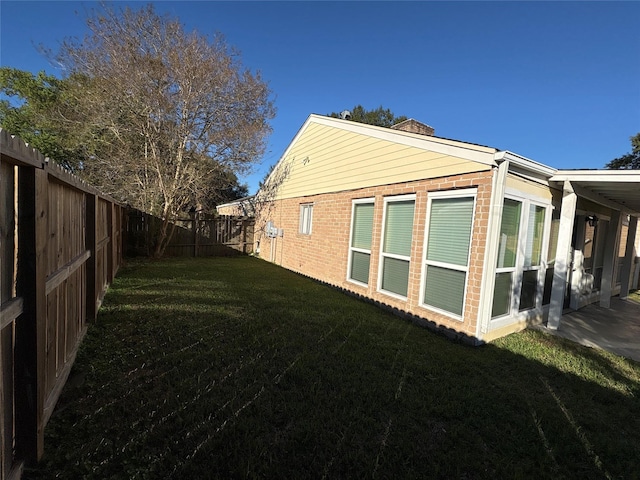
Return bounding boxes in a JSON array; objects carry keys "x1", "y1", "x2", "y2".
[{"x1": 25, "y1": 257, "x2": 640, "y2": 479}]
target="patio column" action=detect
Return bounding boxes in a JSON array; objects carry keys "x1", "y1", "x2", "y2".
[
  {"x1": 569, "y1": 215, "x2": 585, "y2": 311},
  {"x1": 548, "y1": 181, "x2": 576, "y2": 330},
  {"x1": 619, "y1": 215, "x2": 638, "y2": 300},
  {"x1": 600, "y1": 210, "x2": 621, "y2": 308}
]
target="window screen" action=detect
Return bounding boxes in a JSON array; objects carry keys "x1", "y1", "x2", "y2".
[
  {"x1": 423, "y1": 195, "x2": 475, "y2": 317},
  {"x1": 349, "y1": 202, "x2": 374, "y2": 285},
  {"x1": 380, "y1": 198, "x2": 415, "y2": 297}
]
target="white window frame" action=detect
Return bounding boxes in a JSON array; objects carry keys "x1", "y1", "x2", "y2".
[
  {"x1": 419, "y1": 188, "x2": 477, "y2": 320},
  {"x1": 518, "y1": 200, "x2": 550, "y2": 312},
  {"x1": 377, "y1": 194, "x2": 416, "y2": 300},
  {"x1": 492, "y1": 190, "x2": 552, "y2": 320},
  {"x1": 299, "y1": 203, "x2": 313, "y2": 235},
  {"x1": 347, "y1": 198, "x2": 375, "y2": 287}
]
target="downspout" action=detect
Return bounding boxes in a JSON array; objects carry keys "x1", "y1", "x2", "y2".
[{"x1": 475, "y1": 155, "x2": 510, "y2": 341}]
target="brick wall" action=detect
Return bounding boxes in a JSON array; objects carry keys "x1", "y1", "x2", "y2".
[{"x1": 255, "y1": 170, "x2": 495, "y2": 339}]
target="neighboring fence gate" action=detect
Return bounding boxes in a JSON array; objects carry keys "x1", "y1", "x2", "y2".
[
  {"x1": 126, "y1": 209, "x2": 254, "y2": 257},
  {"x1": 0, "y1": 130, "x2": 124, "y2": 479}
]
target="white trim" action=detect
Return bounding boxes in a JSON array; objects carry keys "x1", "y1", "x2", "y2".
[
  {"x1": 377, "y1": 194, "x2": 416, "y2": 300},
  {"x1": 426, "y1": 188, "x2": 478, "y2": 199},
  {"x1": 551, "y1": 170, "x2": 640, "y2": 182},
  {"x1": 420, "y1": 188, "x2": 477, "y2": 321},
  {"x1": 495, "y1": 150, "x2": 557, "y2": 178},
  {"x1": 346, "y1": 197, "x2": 375, "y2": 287},
  {"x1": 423, "y1": 259, "x2": 468, "y2": 272},
  {"x1": 382, "y1": 193, "x2": 416, "y2": 202},
  {"x1": 216, "y1": 195, "x2": 255, "y2": 209},
  {"x1": 477, "y1": 162, "x2": 510, "y2": 337}
]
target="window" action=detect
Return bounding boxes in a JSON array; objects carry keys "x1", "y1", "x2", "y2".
[
  {"x1": 422, "y1": 193, "x2": 475, "y2": 317},
  {"x1": 379, "y1": 196, "x2": 415, "y2": 297},
  {"x1": 493, "y1": 196, "x2": 550, "y2": 317},
  {"x1": 299, "y1": 203, "x2": 313, "y2": 235},
  {"x1": 519, "y1": 204, "x2": 545, "y2": 311},
  {"x1": 348, "y1": 200, "x2": 374, "y2": 285},
  {"x1": 492, "y1": 198, "x2": 522, "y2": 318}
]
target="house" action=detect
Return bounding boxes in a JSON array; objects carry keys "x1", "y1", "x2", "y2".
[
  {"x1": 216, "y1": 195, "x2": 255, "y2": 217},
  {"x1": 255, "y1": 114, "x2": 640, "y2": 343}
]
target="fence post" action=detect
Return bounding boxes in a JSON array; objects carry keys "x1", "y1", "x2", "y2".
[
  {"x1": 114, "y1": 205, "x2": 121, "y2": 272},
  {"x1": 106, "y1": 201, "x2": 114, "y2": 284},
  {"x1": 15, "y1": 165, "x2": 47, "y2": 462},
  {"x1": 242, "y1": 218, "x2": 248, "y2": 254},
  {"x1": 192, "y1": 210, "x2": 199, "y2": 257},
  {"x1": 86, "y1": 194, "x2": 98, "y2": 321}
]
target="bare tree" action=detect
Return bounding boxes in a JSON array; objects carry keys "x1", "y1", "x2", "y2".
[{"x1": 56, "y1": 4, "x2": 275, "y2": 256}]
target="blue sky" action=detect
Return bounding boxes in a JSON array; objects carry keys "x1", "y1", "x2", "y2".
[{"x1": 2, "y1": 1, "x2": 639, "y2": 194}]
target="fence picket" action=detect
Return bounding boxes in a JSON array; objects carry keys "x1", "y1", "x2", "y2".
[
  {"x1": 2, "y1": 129, "x2": 253, "y2": 478},
  {"x1": 1, "y1": 130, "x2": 124, "y2": 477}
]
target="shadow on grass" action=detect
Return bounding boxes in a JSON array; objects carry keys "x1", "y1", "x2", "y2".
[{"x1": 24, "y1": 257, "x2": 640, "y2": 480}]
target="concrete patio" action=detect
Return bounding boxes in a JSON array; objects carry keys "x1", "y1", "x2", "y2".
[{"x1": 536, "y1": 296, "x2": 640, "y2": 362}]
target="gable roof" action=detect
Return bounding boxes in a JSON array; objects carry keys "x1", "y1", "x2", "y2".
[
  {"x1": 259, "y1": 114, "x2": 501, "y2": 200},
  {"x1": 287, "y1": 114, "x2": 500, "y2": 166}
]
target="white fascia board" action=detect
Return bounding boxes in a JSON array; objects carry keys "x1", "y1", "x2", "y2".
[
  {"x1": 495, "y1": 150, "x2": 557, "y2": 178},
  {"x1": 216, "y1": 196, "x2": 255, "y2": 209},
  {"x1": 306, "y1": 114, "x2": 498, "y2": 166},
  {"x1": 216, "y1": 200, "x2": 242, "y2": 209},
  {"x1": 551, "y1": 170, "x2": 640, "y2": 183}
]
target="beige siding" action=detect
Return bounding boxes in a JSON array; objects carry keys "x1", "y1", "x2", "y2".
[
  {"x1": 269, "y1": 121, "x2": 493, "y2": 200},
  {"x1": 505, "y1": 173, "x2": 554, "y2": 201}
]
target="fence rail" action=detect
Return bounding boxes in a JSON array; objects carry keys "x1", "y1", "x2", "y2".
[
  {"x1": 1, "y1": 129, "x2": 255, "y2": 479},
  {"x1": 0, "y1": 129, "x2": 124, "y2": 479},
  {"x1": 126, "y1": 210, "x2": 254, "y2": 257}
]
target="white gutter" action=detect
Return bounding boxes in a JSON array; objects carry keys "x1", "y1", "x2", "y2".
[
  {"x1": 494, "y1": 150, "x2": 557, "y2": 178},
  {"x1": 476, "y1": 159, "x2": 510, "y2": 339},
  {"x1": 551, "y1": 170, "x2": 640, "y2": 182}
]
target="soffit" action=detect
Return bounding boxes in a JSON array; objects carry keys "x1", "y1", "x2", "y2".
[{"x1": 550, "y1": 170, "x2": 640, "y2": 216}]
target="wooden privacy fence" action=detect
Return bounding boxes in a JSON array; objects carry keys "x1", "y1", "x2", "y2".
[
  {"x1": 126, "y1": 209, "x2": 254, "y2": 257},
  {"x1": 0, "y1": 130, "x2": 124, "y2": 479}
]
